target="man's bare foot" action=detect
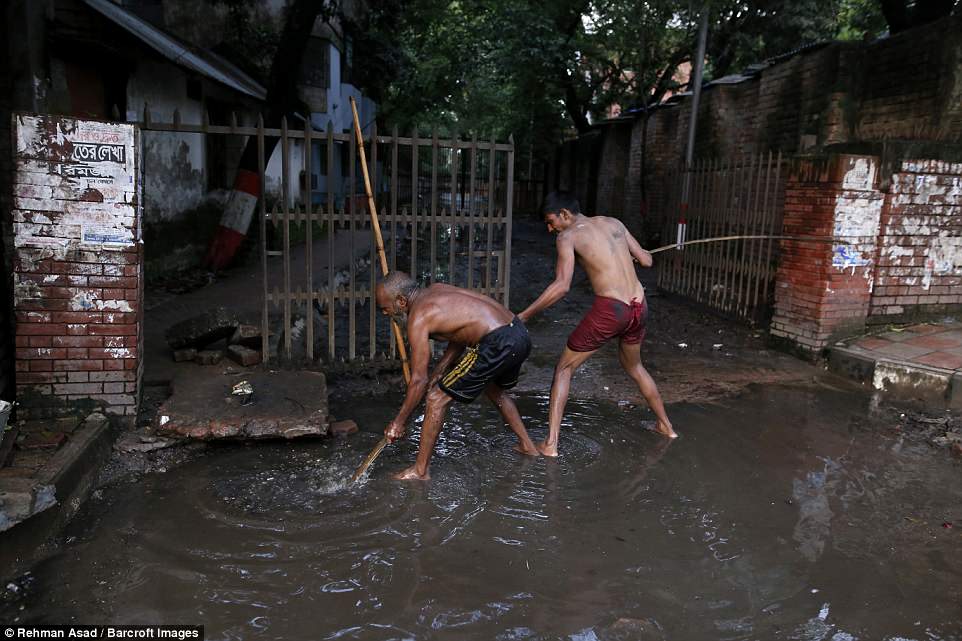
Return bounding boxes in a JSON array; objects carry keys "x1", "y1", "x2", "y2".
[
  {"x1": 514, "y1": 442, "x2": 541, "y2": 457},
  {"x1": 537, "y1": 440, "x2": 559, "y2": 457},
  {"x1": 392, "y1": 465, "x2": 430, "y2": 480},
  {"x1": 655, "y1": 420, "x2": 678, "y2": 439}
]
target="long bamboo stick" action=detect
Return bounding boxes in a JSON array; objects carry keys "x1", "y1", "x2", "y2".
[
  {"x1": 648, "y1": 233, "x2": 846, "y2": 255},
  {"x1": 349, "y1": 97, "x2": 411, "y2": 381},
  {"x1": 349, "y1": 96, "x2": 410, "y2": 483}
]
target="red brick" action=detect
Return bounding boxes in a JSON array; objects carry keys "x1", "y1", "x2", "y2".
[
  {"x1": 50, "y1": 312, "x2": 103, "y2": 323},
  {"x1": 89, "y1": 347, "x2": 135, "y2": 360},
  {"x1": 16, "y1": 347, "x2": 67, "y2": 360},
  {"x1": 87, "y1": 324, "x2": 137, "y2": 336},
  {"x1": 103, "y1": 312, "x2": 136, "y2": 324},
  {"x1": 27, "y1": 336, "x2": 52, "y2": 347},
  {"x1": 87, "y1": 276, "x2": 136, "y2": 288},
  {"x1": 17, "y1": 372, "x2": 62, "y2": 384},
  {"x1": 17, "y1": 298, "x2": 71, "y2": 311},
  {"x1": 52, "y1": 335, "x2": 103, "y2": 348},
  {"x1": 17, "y1": 323, "x2": 67, "y2": 336},
  {"x1": 15, "y1": 311, "x2": 51, "y2": 323},
  {"x1": 89, "y1": 371, "x2": 134, "y2": 382},
  {"x1": 29, "y1": 360, "x2": 52, "y2": 372},
  {"x1": 53, "y1": 360, "x2": 104, "y2": 371},
  {"x1": 53, "y1": 383, "x2": 104, "y2": 395}
]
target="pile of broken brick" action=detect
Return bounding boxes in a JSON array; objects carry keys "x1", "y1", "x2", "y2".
[{"x1": 165, "y1": 307, "x2": 263, "y2": 367}]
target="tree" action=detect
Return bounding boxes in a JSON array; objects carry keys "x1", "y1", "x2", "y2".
[
  {"x1": 369, "y1": 0, "x2": 903, "y2": 164},
  {"x1": 877, "y1": 0, "x2": 958, "y2": 33}
]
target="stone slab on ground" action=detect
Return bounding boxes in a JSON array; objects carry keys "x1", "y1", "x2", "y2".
[
  {"x1": 173, "y1": 348, "x2": 197, "y2": 362},
  {"x1": 230, "y1": 324, "x2": 266, "y2": 349},
  {"x1": 165, "y1": 307, "x2": 239, "y2": 350},
  {"x1": 0, "y1": 477, "x2": 56, "y2": 532},
  {"x1": 329, "y1": 419, "x2": 358, "y2": 436},
  {"x1": 154, "y1": 371, "x2": 328, "y2": 441},
  {"x1": 196, "y1": 350, "x2": 224, "y2": 366},
  {"x1": 227, "y1": 345, "x2": 260, "y2": 367},
  {"x1": 114, "y1": 431, "x2": 180, "y2": 454}
]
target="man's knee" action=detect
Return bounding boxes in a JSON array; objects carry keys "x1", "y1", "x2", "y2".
[
  {"x1": 554, "y1": 354, "x2": 583, "y2": 376},
  {"x1": 426, "y1": 385, "x2": 453, "y2": 409}
]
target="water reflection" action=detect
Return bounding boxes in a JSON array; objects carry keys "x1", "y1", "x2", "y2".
[{"x1": 5, "y1": 386, "x2": 962, "y2": 641}]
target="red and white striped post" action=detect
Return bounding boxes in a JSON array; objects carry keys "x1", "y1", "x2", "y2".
[{"x1": 206, "y1": 168, "x2": 260, "y2": 270}]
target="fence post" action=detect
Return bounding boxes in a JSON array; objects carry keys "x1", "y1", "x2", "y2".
[
  {"x1": 504, "y1": 135, "x2": 515, "y2": 307},
  {"x1": 349, "y1": 121, "x2": 357, "y2": 360},
  {"x1": 258, "y1": 115, "x2": 268, "y2": 363},
  {"x1": 281, "y1": 116, "x2": 292, "y2": 359},
  {"x1": 326, "y1": 122, "x2": 336, "y2": 361},
  {"x1": 411, "y1": 127, "x2": 419, "y2": 279},
  {"x1": 449, "y1": 131, "x2": 459, "y2": 284},
  {"x1": 304, "y1": 117, "x2": 314, "y2": 360},
  {"x1": 430, "y1": 128, "x2": 439, "y2": 284}
]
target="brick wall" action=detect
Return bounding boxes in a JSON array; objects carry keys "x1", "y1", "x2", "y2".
[
  {"x1": 770, "y1": 155, "x2": 883, "y2": 355},
  {"x1": 568, "y1": 13, "x2": 962, "y2": 239},
  {"x1": 593, "y1": 120, "x2": 632, "y2": 221},
  {"x1": 871, "y1": 160, "x2": 962, "y2": 321},
  {"x1": 12, "y1": 114, "x2": 143, "y2": 421}
]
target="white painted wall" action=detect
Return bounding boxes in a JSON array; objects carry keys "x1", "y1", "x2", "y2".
[{"x1": 126, "y1": 61, "x2": 206, "y2": 223}]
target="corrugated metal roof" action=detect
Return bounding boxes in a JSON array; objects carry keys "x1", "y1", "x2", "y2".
[{"x1": 81, "y1": 0, "x2": 267, "y2": 101}]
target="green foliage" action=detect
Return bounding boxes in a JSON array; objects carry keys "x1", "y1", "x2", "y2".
[{"x1": 351, "y1": 0, "x2": 893, "y2": 150}]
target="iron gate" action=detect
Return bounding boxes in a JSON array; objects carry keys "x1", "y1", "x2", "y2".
[
  {"x1": 656, "y1": 153, "x2": 785, "y2": 324},
  {"x1": 137, "y1": 109, "x2": 515, "y2": 365}
]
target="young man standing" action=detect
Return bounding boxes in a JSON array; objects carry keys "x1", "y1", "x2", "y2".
[
  {"x1": 518, "y1": 192, "x2": 677, "y2": 456},
  {"x1": 377, "y1": 271, "x2": 540, "y2": 480}
]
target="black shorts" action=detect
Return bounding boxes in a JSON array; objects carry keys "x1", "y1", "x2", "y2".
[{"x1": 438, "y1": 318, "x2": 531, "y2": 403}]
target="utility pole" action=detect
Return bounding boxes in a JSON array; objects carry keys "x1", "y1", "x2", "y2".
[{"x1": 678, "y1": 6, "x2": 709, "y2": 250}]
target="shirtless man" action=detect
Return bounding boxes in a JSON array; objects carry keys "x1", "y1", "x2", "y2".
[
  {"x1": 377, "y1": 271, "x2": 540, "y2": 480},
  {"x1": 518, "y1": 191, "x2": 677, "y2": 456}
]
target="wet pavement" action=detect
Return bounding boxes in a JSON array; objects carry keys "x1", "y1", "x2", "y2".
[{"x1": 4, "y1": 383, "x2": 961, "y2": 640}]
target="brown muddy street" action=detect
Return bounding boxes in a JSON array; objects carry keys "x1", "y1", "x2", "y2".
[{"x1": 5, "y1": 384, "x2": 962, "y2": 640}]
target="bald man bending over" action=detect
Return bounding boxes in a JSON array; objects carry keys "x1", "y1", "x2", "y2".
[{"x1": 377, "y1": 271, "x2": 540, "y2": 480}]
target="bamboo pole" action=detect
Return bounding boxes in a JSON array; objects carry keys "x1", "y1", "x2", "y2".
[
  {"x1": 349, "y1": 97, "x2": 411, "y2": 381},
  {"x1": 349, "y1": 96, "x2": 411, "y2": 483},
  {"x1": 648, "y1": 233, "x2": 847, "y2": 255}
]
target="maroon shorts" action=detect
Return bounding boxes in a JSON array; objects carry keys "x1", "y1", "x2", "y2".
[{"x1": 566, "y1": 296, "x2": 647, "y2": 352}]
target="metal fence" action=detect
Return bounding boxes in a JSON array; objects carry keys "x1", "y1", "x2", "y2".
[
  {"x1": 137, "y1": 110, "x2": 514, "y2": 365},
  {"x1": 657, "y1": 153, "x2": 785, "y2": 324}
]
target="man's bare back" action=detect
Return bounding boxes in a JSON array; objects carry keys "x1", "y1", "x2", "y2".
[
  {"x1": 561, "y1": 215, "x2": 647, "y2": 305},
  {"x1": 407, "y1": 283, "x2": 515, "y2": 346},
  {"x1": 518, "y1": 193, "x2": 676, "y2": 451}
]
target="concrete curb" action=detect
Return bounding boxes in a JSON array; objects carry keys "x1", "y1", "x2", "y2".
[
  {"x1": 0, "y1": 413, "x2": 114, "y2": 580},
  {"x1": 829, "y1": 345, "x2": 956, "y2": 406}
]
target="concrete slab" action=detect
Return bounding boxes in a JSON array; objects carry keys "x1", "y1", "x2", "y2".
[
  {"x1": 827, "y1": 347, "x2": 877, "y2": 384},
  {"x1": 872, "y1": 360, "x2": 953, "y2": 406},
  {"x1": 870, "y1": 342, "x2": 937, "y2": 359},
  {"x1": 154, "y1": 370, "x2": 328, "y2": 441},
  {"x1": 915, "y1": 351, "x2": 962, "y2": 370},
  {"x1": 0, "y1": 412, "x2": 114, "y2": 579}
]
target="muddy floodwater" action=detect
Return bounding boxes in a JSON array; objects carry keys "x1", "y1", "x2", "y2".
[{"x1": 7, "y1": 384, "x2": 962, "y2": 640}]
